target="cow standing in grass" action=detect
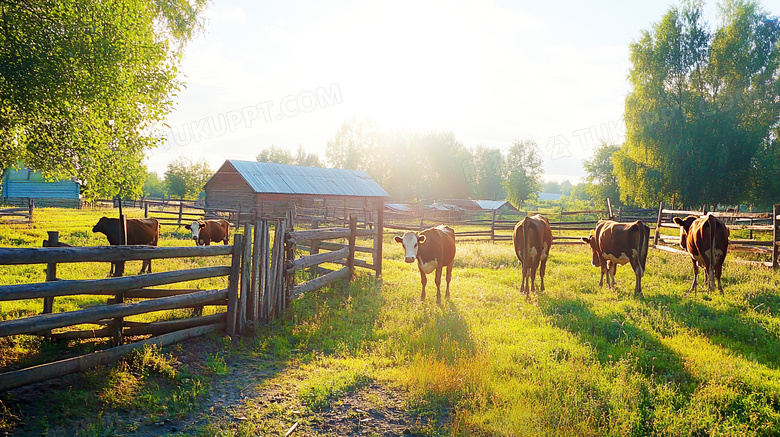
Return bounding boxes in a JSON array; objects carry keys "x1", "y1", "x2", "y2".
[
  {"x1": 581, "y1": 220, "x2": 650, "y2": 297},
  {"x1": 673, "y1": 214, "x2": 729, "y2": 294},
  {"x1": 92, "y1": 217, "x2": 160, "y2": 275},
  {"x1": 184, "y1": 219, "x2": 231, "y2": 246},
  {"x1": 513, "y1": 214, "x2": 552, "y2": 298},
  {"x1": 394, "y1": 225, "x2": 456, "y2": 304}
]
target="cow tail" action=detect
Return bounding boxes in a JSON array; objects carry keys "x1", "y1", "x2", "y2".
[
  {"x1": 523, "y1": 217, "x2": 530, "y2": 278},
  {"x1": 708, "y1": 213, "x2": 716, "y2": 284},
  {"x1": 640, "y1": 222, "x2": 649, "y2": 275}
]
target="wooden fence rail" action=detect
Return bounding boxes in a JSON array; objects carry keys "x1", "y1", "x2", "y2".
[{"x1": 0, "y1": 199, "x2": 34, "y2": 224}]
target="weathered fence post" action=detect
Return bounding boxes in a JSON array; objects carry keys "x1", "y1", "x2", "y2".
[
  {"x1": 250, "y1": 220, "x2": 262, "y2": 326},
  {"x1": 490, "y1": 210, "x2": 496, "y2": 244},
  {"x1": 144, "y1": 201, "x2": 149, "y2": 218},
  {"x1": 606, "y1": 198, "x2": 614, "y2": 220},
  {"x1": 28, "y1": 199, "x2": 34, "y2": 223},
  {"x1": 227, "y1": 233, "x2": 243, "y2": 337},
  {"x1": 239, "y1": 224, "x2": 253, "y2": 334},
  {"x1": 653, "y1": 201, "x2": 664, "y2": 248},
  {"x1": 773, "y1": 204, "x2": 779, "y2": 270},
  {"x1": 284, "y1": 211, "x2": 295, "y2": 311},
  {"x1": 178, "y1": 203, "x2": 183, "y2": 227},
  {"x1": 374, "y1": 198, "x2": 384, "y2": 279},
  {"x1": 310, "y1": 219, "x2": 321, "y2": 276},
  {"x1": 347, "y1": 215, "x2": 357, "y2": 277},
  {"x1": 42, "y1": 231, "x2": 58, "y2": 337}
]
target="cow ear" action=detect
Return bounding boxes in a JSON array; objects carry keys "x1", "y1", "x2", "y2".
[
  {"x1": 672, "y1": 217, "x2": 683, "y2": 226},
  {"x1": 581, "y1": 236, "x2": 590, "y2": 244},
  {"x1": 184, "y1": 224, "x2": 191, "y2": 230},
  {"x1": 393, "y1": 236, "x2": 403, "y2": 243},
  {"x1": 418, "y1": 235, "x2": 427, "y2": 244}
]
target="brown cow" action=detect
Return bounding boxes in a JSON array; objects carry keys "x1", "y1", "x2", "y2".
[
  {"x1": 513, "y1": 214, "x2": 553, "y2": 298},
  {"x1": 92, "y1": 217, "x2": 160, "y2": 274},
  {"x1": 581, "y1": 220, "x2": 650, "y2": 297},
  {"x1": 672, "y1": 214, "x2": 729, "y2": 294},
  {"x1": 394, "y1": 225, "x2": 456, "y2": 304},
  {"x1": 184, "y1": 219, "x2": 231, "y2": 246}
]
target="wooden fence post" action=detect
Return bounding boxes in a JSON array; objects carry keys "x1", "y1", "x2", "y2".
[
  {"x1": 773, "y1": 204, "x2": 778, "y2": 270},
  {"x1": 28, "y1": 198, "x2": 34, "y2": 223},
  {"x1": 42, "y1": 231, "x2": 58, "y2": 337},
  {"x1": 653, "y1": 201, "x2": 664, "y2": 248},
  {"x1": 310, "y1": 219, "x2": 321, "y2": 276},
  {"x1": 347, "y1": 215, "x2": 357, "y2": 277},
  {"x1": 374, "y1": 198, "x2": 384, "y2": 279},
  {"x1": 226, "y1": 234, "x2": 243, "y2": 337},
  {"x1": 178, "y1": 203, "x2": 183, "y2": 227},
  {"x1": 606, "y1": 198, "x2": 614, "y2": 220},
  {"x1": 144, "y1": 201, "x2": 149, "y2": 218},
  {"x1": 284, "y1": 210, "x2": 295, "y2": 311},
  {"x1": 250, "y1": 220, "x2": 262, "y2": 325},
  {"x1": 239, "y1": 224, "x2": 253, "y2": 334},
  {"x1": 490, "y1": 210, "x2": 496, "y2": 244}
]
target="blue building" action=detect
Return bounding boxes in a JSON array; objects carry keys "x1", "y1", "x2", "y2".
[{"x1": 1, "y1": 165, "x2": 81, "y2": 207}]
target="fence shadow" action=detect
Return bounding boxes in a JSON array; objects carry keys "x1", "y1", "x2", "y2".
[
  {"x1": 539, "y1": 295, "x2": 691, "y2": 386},
  {"x1": 647, "y1": 293, "x2": 780, "y2": 371}
]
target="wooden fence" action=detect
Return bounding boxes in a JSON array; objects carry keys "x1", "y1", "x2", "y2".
[
  {"x1": 0, "y1": 234, "x2": 240, "y2": 391},
  {"x1": 0, "y1": 199, "x2": 34, "y2": 224}
]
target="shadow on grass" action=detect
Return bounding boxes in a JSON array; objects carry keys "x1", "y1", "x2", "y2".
[
  {"x1": 539, "y1": 294, "x2": 692, "y2": 387},
  {"x1": 647, "y1": 292, "x2": 780, "y2": 371}
]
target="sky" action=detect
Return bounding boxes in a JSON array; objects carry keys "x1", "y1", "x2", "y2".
[{"x1": 145, "y1": 0, "x2": 768, "y2": 183}]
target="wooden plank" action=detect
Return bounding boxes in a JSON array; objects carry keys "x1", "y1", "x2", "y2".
[
  {"x1": 0, "y1": 266, "x2": 230, "y2": 301},
  {"x1": 226, "y1": 234, "x2": 242, "y2": 337},
  {"x1": 287, "y1": 227, "x2": 374, "y2": 242},
  {"x1": 0, "y1": 245, "x2": 233, "y2": 266},
  {"x1": 124, "y1": 288, "x2": 204, "y2": 299},
  {"x1": 0, "y1": 289, "x2": 227, "y2": 338},
  {"x1": 45, "y1": 313, "x2": 227, "y2": 340},
  {"x1": 290, "y1": 267, "x2": 350, "y2": 298},
  {"x1": 0, "y1": 323, "x2": 223, "y2": 392},
  {"x1": 287, "y1": 247, "x2": 349, "y2": 273},
  {"x1": 239, "y1": 224, "x2": 252, "y2": 334}
]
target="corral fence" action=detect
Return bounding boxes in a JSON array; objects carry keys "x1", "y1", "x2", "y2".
[
  {"x1": 0, "y1": 199, "x2": 34, "y2": 224},
  {"x1": 0, "y1": 210, "x2": 380, "y2": 391}
]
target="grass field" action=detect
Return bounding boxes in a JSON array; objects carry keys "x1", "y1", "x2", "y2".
[{"x1": 1, "y1": 208, "x2": 779, "y2": 436}]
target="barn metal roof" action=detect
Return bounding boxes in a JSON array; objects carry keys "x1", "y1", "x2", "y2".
[{"x1": 226, "y1": 160, "x2": 389, "y2": 197}]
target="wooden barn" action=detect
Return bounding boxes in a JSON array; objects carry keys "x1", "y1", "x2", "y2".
[
  {"x1": 1, "y1": 165, "x2": 81, "y2": 207},
  {"x1": 204, "y1": 160, "x2": 389, "y2": 223}
]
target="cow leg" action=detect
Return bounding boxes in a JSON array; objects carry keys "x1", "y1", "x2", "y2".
[
  {"x1": 689, "y1": 260, "x2": 699, "y2": 293},
  {"x1": 633, "y1": 263, "x2": 643, "y2": 297},
  {"x1": 715, "y1": 261, "x2": 725, "y2": 294},
  {"x1": 598, "y1": 267, "x2": 605, "y2": 288},
  {"x1": 445, "y1": 263, "x2": 452, "y2": 299},
  {"x1": 608, "y1": 262, "x2": 617, "y2": 289},
  {"x1": 530, "y1": 263, "x2": 538, "y2": 293},
  {"x1": 434, "y1": 266, "x2": 443, "y2": 305},
  {"x1": 539, "y1": 257, "x2": 548, "y2": 292},
  {"x1": 419, "y1": 268, "x2": 427, "y2": 301}
]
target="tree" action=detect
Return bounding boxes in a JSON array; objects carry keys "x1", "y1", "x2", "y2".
[
  {"x1": 616, "y1": 1, "x2": 780, "y2": 206},
  {"x1": 256, "y1": 145, "x2": 322, "y2": 167},
  {"x1": 256, "y1": 146, "x2": 294, "y2": 164},
  {"x1": 164, "y1": 156, "x2": 212, "y2": 199},
  {"x1": 143, "y1": 169, "x2": 166, "y2": 199},
  {"x1": 470, "y1": 145, "x2": 505, "y2": 200},
  {"x1": 584, "y1": 143, "x2": 621, "y2": 206},
  {"x1": 502, "y1": 139, "x2": 543, "y2": 207},
  {"x1": 0, "y1": 0, "x2": 208, "y2": 200}
]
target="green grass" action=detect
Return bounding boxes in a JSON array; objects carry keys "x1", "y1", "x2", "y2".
[{"x1": 1, "y1": 209, "x2": 779, "y2": 435}]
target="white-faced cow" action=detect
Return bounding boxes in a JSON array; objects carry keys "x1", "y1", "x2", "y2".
[
  {"x1": 581, "y1": 220, "x2": 650, "y2": 297},
  {"x1": 92, "y1": 217, "x2": 160, "y2": 275},
  {"x1": 184, "y1": 219, "x2": 231, "y2": 246},
  {"x1": 672, "y1": 214, "x2": 729, "y2": 294},
  {"x1": 513, "y1": 214, "x2": 553, "y2": 298},
  {"x1": 394, "y1": 225, "x2": 456, "y2": 304}
]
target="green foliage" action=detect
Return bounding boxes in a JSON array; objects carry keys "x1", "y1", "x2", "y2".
[
  {"x1": 584, "y1": 142, "x2": 622, "y2": 206},
  {"x1": 503, "y1": 139, "x2": 543, "y2": 207},
  {"x1": 618, "y1": 1, "x2": 780, "y2": 206},
  {"x1": 142, "y1": 169, "x2": 166, "y2": 198},
  {"x1": 164, "y1": 155, "x2": 212, "y2": 199},
  {"x1": 0, "y1": 0, "x2": 209, "y2": 201},
  {"x1": 256, "y1": 145, "x2": 321, "y2": 167}
]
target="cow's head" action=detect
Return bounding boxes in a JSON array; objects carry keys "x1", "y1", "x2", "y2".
[
  {"x1": 394, "y1": 232, "x2": 426, "y2": 263},
  {"x1": 185, "y1": 220, "x2": 206, "y2": 242},
  {"x1": 581, "y1": 234, "x2": 601, "y2": 267},
  {"x1": 93, "y1": 216, "x2": 108, "y2": 233},
  {"x1": 672, "y1": 215, "x2": 698, "y2": 250}
]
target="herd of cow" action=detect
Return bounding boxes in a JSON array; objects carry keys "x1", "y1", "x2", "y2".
[
  {"x1": 89, "y1": 212, "x2": 730, "y2": 300},
  {"x1": 91, "y1": 217, "x2": 231, "y2": 274},
  {"x1": 394, "y1": 213, "x2": 730, "y2": 303}
]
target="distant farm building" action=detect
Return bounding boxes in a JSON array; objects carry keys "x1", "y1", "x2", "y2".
[
  {"x1": 1, "y1": 165, "x2": 80, "y2": 207},
  {"x1": 203, "y1": 160, "x2": 389, "y2": 221},
  {"x1": 474, "y1": 200, "x2": 519, "y2": 214}
]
